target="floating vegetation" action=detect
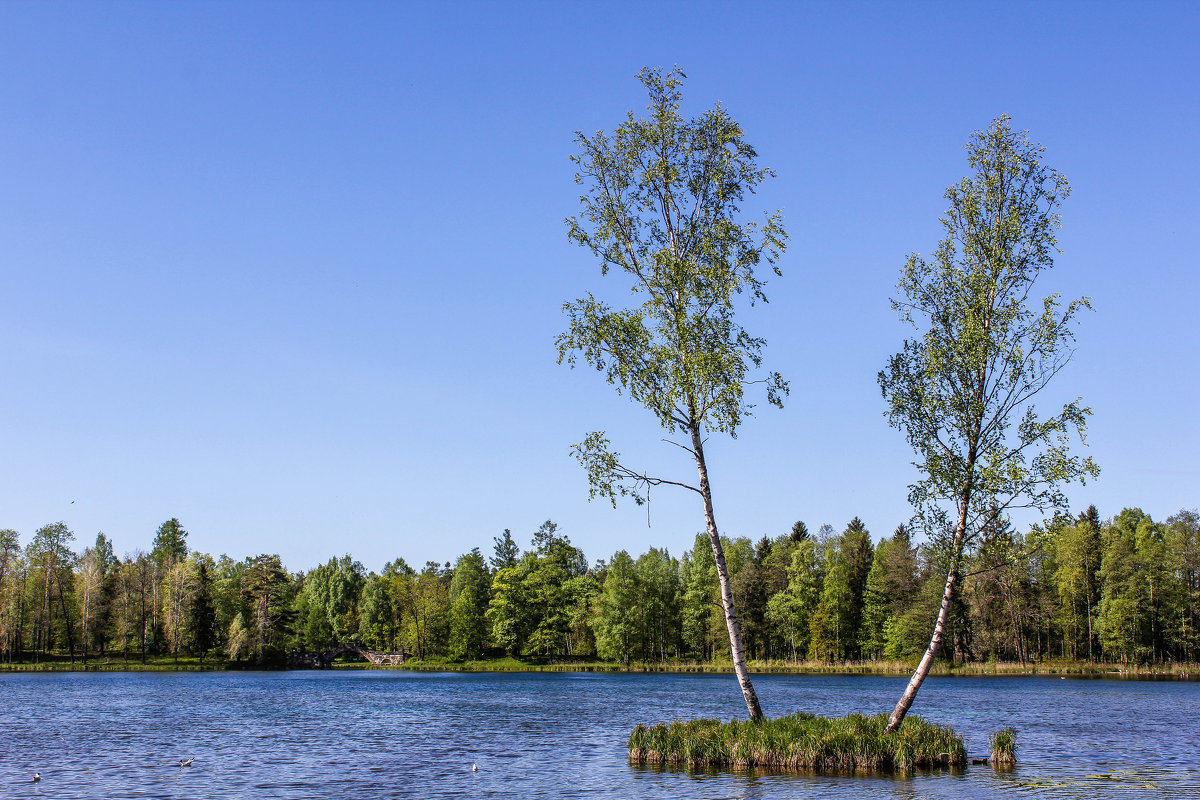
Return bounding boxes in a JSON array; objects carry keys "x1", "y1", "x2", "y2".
[
  {"x1": 628, "y1": 712, "x2": 967, "y2": 773},
  {"x1": 989, "y1": 726, "x2": 1017, "y2": 766}
]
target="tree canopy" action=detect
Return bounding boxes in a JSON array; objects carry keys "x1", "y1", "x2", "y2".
[
  {"x1": 879, "y1": 115, "x2": 1099, "y2": 731},
  {"x1": 557, "y1": 66, "x2": 788, "y2": 721}
]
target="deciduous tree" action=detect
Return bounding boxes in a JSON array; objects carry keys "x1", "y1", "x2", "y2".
[
  {"x1": 594, "y1": 550, "x2": 639, "y2": 665},
  {"x1": 879, "y1": 116, "x2": 1098, "y2": 730},
  {"x1": 558, "y1": 67, "x2": 787, "y2": 721},
  {"x1": 448, "y1": 548, "x2": 491, "y2": 660}
]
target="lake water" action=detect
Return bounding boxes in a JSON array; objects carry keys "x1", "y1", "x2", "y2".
[{"x1": 1, "y1": 670, "x2": 1197, "y2": 798}]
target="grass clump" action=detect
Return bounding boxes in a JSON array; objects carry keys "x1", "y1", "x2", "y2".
[
  {"x1": 629, "y1": 712, "x2": 966, "y2": 773},
  {"x1": 989, "y1": 726, "x2": 1017, "y2": 765}
]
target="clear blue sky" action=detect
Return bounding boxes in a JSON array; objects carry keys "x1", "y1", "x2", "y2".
[{"x1": 2, "y1": 2, "x2": 1196, "y2": 572}]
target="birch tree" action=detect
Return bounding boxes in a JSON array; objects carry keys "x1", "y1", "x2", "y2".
[
  {"x1": 162, "y1": 560, "x2": 193, "y2": 662},
  {"x1": 879, "y1": 116, "x2": 1097, "y2": 731},
  {"x1": 558, "y1": 66, "x2": 786, "y2": 721},
  {"x1": 77, "y1": 548, "x2": 104, "y2": 663}
]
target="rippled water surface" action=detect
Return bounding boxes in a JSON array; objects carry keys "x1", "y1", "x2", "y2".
[{"x1": 1, "y1": 670, "x2": 1198, "y2": 798}]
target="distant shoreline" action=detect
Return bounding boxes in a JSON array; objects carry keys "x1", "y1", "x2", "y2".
[{"x1": 2, "y1": 657, "x2": 1196, "y2": 680}]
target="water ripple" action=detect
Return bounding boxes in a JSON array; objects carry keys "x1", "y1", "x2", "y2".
[{"x1": 0, "y1": 671, "x2": 1197, "y2": 799}]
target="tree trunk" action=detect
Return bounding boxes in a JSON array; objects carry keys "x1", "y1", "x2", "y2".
[
  {"x1": 689, "y1": 423, "x2": 764, "y2": 722},
  {"x1": 885, "y1": 504, "x2": 968, "y2": 733}
]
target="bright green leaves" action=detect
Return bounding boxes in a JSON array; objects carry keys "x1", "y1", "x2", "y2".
[
  {"x1": 880, "y1": 115, "x2": 1098, "y2": 541},
  {"x1": 559, "y1": 66, "x2": 787, "y2": 502},
  {"x1": 570, "y1": 432, "x2": 648, "y2": 507}
]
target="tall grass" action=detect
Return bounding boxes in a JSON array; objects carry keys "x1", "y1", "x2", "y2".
[
  {"x1": 628, "y1": 713, "x2": 966, "y2": 772},
  {"x1": 989, "y1": 727, "x2": 1017, "y2": 765}
]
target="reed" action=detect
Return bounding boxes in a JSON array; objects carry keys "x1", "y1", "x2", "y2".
[
  {"x1": 989, "y1": 727, "x2": 1017, "y2": 765},
  {"x1": 628, "y1": 712, "x2": 966, "y2": 773}
]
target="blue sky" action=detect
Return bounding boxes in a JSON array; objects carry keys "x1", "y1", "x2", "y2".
[{"x1": 1, "y1": 2, "x2": 1196, "y2": 572}]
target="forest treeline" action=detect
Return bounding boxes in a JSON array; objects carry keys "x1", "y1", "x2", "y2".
[{"x1": 1, "y1": 507, "x2": 1197, "y2": 669}]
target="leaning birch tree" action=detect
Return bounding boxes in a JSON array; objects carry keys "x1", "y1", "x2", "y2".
[
  {"x1": 879, "y1": 116, "x2": 1098, "y2": 731},
  {"x1": 558, "y1": 67, "x2": 787, "y2": 721}
]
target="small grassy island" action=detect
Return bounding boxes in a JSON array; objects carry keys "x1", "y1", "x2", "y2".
[
  {"x1": 629, "y1": 713, "x2": 968, "y2": 773},
  {"x1": 990, "y1": 726, "x2": 1018, "y2": 766}
]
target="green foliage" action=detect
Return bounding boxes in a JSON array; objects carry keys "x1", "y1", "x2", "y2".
[
  {"x1": 1053, "y1": 507, "x2": 1103, "y2": 660},
  {"x1": 188, "y1": 559, "x2": 217, "y2": 662},
  {"x1": 766, "y1": 539, "x2": 821, "y2": 661},
  {"x1": 879, "y1": 115, "x2": 1098, "y2": 549},
  {"x1": 964, "y1": 513, "x2": 1035, "y2": 663},
  {"x1": 448, "y1": 548, "x2": 490, "y2": 660},
  {"x1": 558, "y1": 67, "x2": 787, "y2": 474},
  {"x1": 300, "y1": 555, "x2": 365, "y2": 650},
  {"x1": 558, "y1": 65, "x2": 788, "y2": 721},
  {"x1": 1097, "y1": 510, "x2": 1149, "y2": 661},
  {"x1": 357, "y1": 572, "x2": 399, "y2": 651},
  {"x1": 4, "y1": 503, "x2": 1197, "y2": 671},
  {"x1": 860, "y1": 538, "x2": 895, "y2": 660},
  {"x1": 1166, "y1": 510, "x2": 1200, "y2": 662},
  {"x1": 225, "y1": 612, "x2": 249, "y2": 662},
  {"x1": 732, "y1": 539, "x2": 770, "y2": 659},
  {"x1": 524, "y1": 522, "x2": 588, "y2": 656},
  {"x1": 487, "y1": 562, "x2": 533, "y2": 657},
  {"x1": 490, "y1": 530, "x2": 520, "y2": 571},
  {"x1": 680, "y1": 535, "x2": 718, "y2": 659},
  {"x1": 1094, "y1": 508, "x2": 1188, "y2": 662},
  {"x1": 563, "y1": 574, "x2": 600, "y2": 658},
  {"x1": 885, "y1": 557, "x2": 948, "y2": 661},
  {"x1": 393, "y1": 561, "x2": 450, "y2": 661},
  {"x1": 487, "y1": 525, "x2": 592, "y2": 660},
  {"x1": 808, "y1": 520, "x2": 873, "y2": 660},
  {"x1": 27, "y1": 522, "x2": 77, "y2": 657},
  {"x1": 594, "y1": 550, "x2": 639, "y2": 664},
  {"x1": 989, "y1": 726, "x2": 1018, "y2": 764},
  {"x1": 637, "y1": 547, "x2": 683, "y2": 661},
  {"x1": 213, "y1": 555, "x2": 248, "y2": 644},
  {"x1": 151, "y1": 518, "x2": 188, "y2": 567},
  {"x1": 243, "y1": 554, "x2": 294, "y2": 664},
  {"x1": 628, "y1": 712, "x2": 966, "y2": 772},
  {"x1": 878, "y1": 116, "x2": 1099, "y2": 728}
]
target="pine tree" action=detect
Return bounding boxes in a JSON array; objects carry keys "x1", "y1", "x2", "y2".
[{"x1": 189, "y1": 560, "x2": 217, "y2": 663}]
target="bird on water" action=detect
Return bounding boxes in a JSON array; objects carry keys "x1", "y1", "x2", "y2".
[
  {"x1": 33, "y1": 773, "x2": 41, "y2": 782},
  {"x1": 178, "y1": 757, "x2": 194, "y2": 767},
  {"x1": 472, "y1": 764, "x2": 479, "y2": 772}
]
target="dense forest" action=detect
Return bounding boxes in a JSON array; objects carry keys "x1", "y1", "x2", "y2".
[{"x1": 1, "y1": 507, "x2": 1196, "y2": 669}]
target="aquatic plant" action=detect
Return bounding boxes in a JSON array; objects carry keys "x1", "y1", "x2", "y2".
[
  {"x1": 990, "y1": 726, "x2": 1017, "y2": 765},
  {"x1": 629, "y1": 712, "x2": 966, "y2": 773}
]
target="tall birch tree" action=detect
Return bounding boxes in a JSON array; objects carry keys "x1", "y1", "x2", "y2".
[
  {"x1": 558, "y1": 67, "x2": 786, "y2": 721},
  {"x1": 879, "y1": 116, "x2": 1097, "y2": 731}
]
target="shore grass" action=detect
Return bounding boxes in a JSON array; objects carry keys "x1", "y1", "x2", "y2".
[
  {"x1": 629, "y1": 712, "x2": 967, "y2": 772},
  {"x1": 4, "y1": 653, "x2": 1196, "y2": 678},
  {"x1": 0, "y1": 654, "x2": 226, "y2": 672},
  {"x1": 378, "y1": 657, "x2": 1199, "y2": 679},
  {"x1": 990, "y1": 727, "x2": 1017, "y2": 765}
]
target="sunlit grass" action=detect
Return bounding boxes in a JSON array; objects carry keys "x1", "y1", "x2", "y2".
[
  {"x1": 990, "y1": 726, "x2": 1017, "y2": 765},
  {"x1": 629, "y1": 712, "x2": 966, "y2": 772}
]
